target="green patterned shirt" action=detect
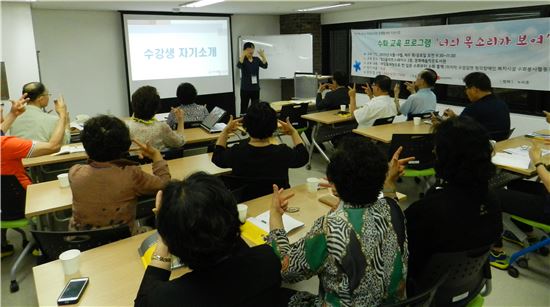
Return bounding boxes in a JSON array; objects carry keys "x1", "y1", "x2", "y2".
[{"x1": 269, "y1": 198, "x2": 408, "y2": 307}]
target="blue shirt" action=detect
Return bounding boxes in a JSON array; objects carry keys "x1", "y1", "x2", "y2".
[{"x1": 400, "y1": 88, "x2": 437, "y2": 117}]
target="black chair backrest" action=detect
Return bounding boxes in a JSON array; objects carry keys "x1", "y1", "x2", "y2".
[
  {"x1": 160, "y1": 146, "x2": 185, "y2": 160},
  {"x1": 414, "y1": 246, "x2": 491, "y2": 307},
  {"x1": 279, "y1": 103, "x2": 309, "y2": 129},
  {"x1": 1, "y1": 175, "x2": 26, "y2": 221},
  {"x1": 31, "y1": 226, "x2": 132, "y2": 262},
  {"x1": 220, "y1": 174, "x2": 287, "y2": 202},
  {"x1": 389, "y1": 134, "x2": 435, "y2": 170},
  {"x1": 407, "y1": 112, "x2": 434, "y2": 121},
  {"x1": 488, "y1": 127, "x2": 515, "y2": 142},
  {"x1": 373, "y1": 116, "x2": 396, "y2": 126},
  {"x1": 382, "y1": 273, "x2": 447, "y2": 307}
]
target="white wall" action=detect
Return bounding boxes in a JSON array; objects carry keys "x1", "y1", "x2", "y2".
[
  {"x1": 322, "y1": 1, "x2": 550, "y2": 137},
  {"x1": 321, "y1": 1, "x2": 549, "y2": 25},
  {"x1": 231, "y1": 14, "x2": 281, "y2": 115},
  {"x1": 32, "y1": 9, "x2": 129, "y2": 118},
  {"x1": 1, "y1": 2, "x2": 40, "y2": 101},
  {"x1": 30, "y1": 10, "x2": 282, "y2": 118}
]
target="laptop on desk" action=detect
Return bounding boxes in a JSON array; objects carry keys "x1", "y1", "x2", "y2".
[{"x1": 200, "y1": 106, "x2": 227, "y2": 133}]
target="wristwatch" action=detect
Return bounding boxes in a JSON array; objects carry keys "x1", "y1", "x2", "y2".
[
  {"x1": 151, "y1": 254, "x2": 172, "y2": 263},
  {"x1": 535, "y1": 161, "x2": 546, "y2": 169}
]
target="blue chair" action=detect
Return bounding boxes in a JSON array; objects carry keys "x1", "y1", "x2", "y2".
[{"x1": 503, "y1": 214, "x2": 550, "y2": 278}]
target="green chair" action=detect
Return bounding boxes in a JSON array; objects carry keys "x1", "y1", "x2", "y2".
[
  {"x1": 278, "y1": 103, "x2": 310, "y2": 142},
  {"x1": 1, "y1": 175, "x2": 36, "y2": 293},
  {"x1": 390, "y1": 134, "x2": 436, "y2": 197}
]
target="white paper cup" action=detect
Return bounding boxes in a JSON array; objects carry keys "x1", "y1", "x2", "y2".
[
  {"x1": 340, "y1": 105, "x2": 346, "y2": 112},
  {"x1": 413, "y1": 117, "x2": 421, "y2": 126},
  {"x1": 237, "y1": 204, "x2": 248, "y2": 223},
  {"x1": 307, "y1": 177, "x2": 320, "y2": 193},
  {"x1": 57, "y1": 173, "x2": 70, "y2": 188},
  {"x1": 59, "y1": 249, "x2": 81, "y2": 275}
]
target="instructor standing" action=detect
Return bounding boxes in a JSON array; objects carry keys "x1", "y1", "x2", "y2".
[{"x1": 237, "y1": 42, "x2": 268, "y2": 115}]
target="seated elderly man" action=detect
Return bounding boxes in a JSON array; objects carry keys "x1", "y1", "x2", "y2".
[{"x1": 9, "y1": 82, "x2": 70, "y2": 144}]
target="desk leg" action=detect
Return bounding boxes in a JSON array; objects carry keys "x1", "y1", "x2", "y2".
[{"x1": 306, "y1": 123, "x2": 330, "y2": 170}]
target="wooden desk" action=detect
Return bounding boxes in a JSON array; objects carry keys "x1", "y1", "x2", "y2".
[
  {"x1": 22, "y1": 128, "x2": 220, "y2": 168},
  {"x1": 25, "y1": 153, "x2": 230, "y2": 218},
  {"x1": 353, "y1": 120, "x2": 433, "y2": 144},
  {"x1": 33, "y1": 231, "x2": 159, "y2": 307},
  {"x1": 31, "y1": 185, "x2": 328, "y2": 306},
  {"x1": 270, "y1": 100, "x2": 315, "y2": 113},
  {"x1": 300, "y1": 110, "x2": 356, "y2": 168},
  {"x1": 23, "y1": 144, "x2": 89, "y2": 168},
  {"x1": 183, "y1": 127, "x2": 221, "y2": 145},
  {"x1": 301, "y1": 109, "x2": 354, "y2": 125},
  {"x1": 493, "y1": 130, "x2": 549, "y2": 177},
  {"x1": 32, "y1": 184, "x2": 405, "y2": 306}
]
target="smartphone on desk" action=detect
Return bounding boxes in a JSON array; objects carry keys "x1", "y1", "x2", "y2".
[{"x1": 57, "y1": 277, "x2": 89, "y2": 305}]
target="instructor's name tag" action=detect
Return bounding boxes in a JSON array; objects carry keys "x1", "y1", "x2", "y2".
[{"x1": 251, "y1": 75, "x2": 258, "y2": 85}]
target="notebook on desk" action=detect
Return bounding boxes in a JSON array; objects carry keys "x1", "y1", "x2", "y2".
[
  {"x1": 200, "y1": 106, "x2": 227, "y2": 133},
  {"x1": 138, "y1": 232, "x2": 185, "y2": 270}
]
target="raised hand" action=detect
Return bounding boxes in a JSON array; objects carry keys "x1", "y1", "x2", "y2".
[
  {"x1": 362, "y1": 83, "x2": 373, "y2": 98},
  {"x1": 9, "y1": 93, "x2": 29, "y2": 117},
  {"x1": 348, "y1": 83, "x2": 356, "y2": 99},
  {"x1": 54, "y1": 95, "x2": 68, "y2": 118},
  {"x1": 171, "y1": 107, "x2": 184, "y2": 123},
  {"x1": 405, "y1": 81, "x2": 416, "y2": 94},
  {"x1": 386, "y1": 146, "x2": 415, "y2": 184},
  {"x1": 133, "y1": 139, "x2": 162, "y2": 161},
  {"x1": 270, "y1": 184, "x2": 295, "y2": 215},
  {"x1": 394, "y1": 83, "x2": 400, "y2": 97},
  {"x1": 278, "y1": 117, "x2": 297, "y2": 136},
  {"x1": 223, "y1": 115, "x2": 243, "y2": 134}
]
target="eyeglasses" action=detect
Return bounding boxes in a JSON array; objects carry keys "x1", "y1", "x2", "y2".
[{"x1": 41, "y1": 93, "x2": 52, "y2": 97}]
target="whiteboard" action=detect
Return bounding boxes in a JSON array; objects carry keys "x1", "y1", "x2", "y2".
[{"x1": 238, "y1": 34, "x2": 313, "y2": 79}]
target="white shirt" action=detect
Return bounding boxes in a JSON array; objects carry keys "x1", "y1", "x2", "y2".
[{"x1": 353, "y1": 95, "x2": 397, "y2": 128}]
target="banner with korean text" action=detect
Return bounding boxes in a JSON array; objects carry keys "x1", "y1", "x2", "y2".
[{"x1": 351, "y1": 18, "x2": 550, "y2": 91}]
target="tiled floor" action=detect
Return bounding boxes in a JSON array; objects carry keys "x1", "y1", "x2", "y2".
[{"x1": 2, "y1": 139, "x2": 549, "y2": 306}]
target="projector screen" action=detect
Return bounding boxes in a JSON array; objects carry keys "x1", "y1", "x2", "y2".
[{"x1": 122, "y1": 14, "x2": 233, "y2": 98}]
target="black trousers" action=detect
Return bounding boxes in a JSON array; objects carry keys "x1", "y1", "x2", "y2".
[
  {"x1": 240, "y1": 90, "x2": 259, "y2": 115},
  {"x1": 493, "y1": 180, "x2": 550, "y2": 247}
]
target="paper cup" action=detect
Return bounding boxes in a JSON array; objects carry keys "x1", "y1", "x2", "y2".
[
  {"x1": 413, "y1": 117, "x2": 421, "y2": 126},
  {"x1": 307, "y1": 178, "x2": 320, "y2": 193},
  {"x1": 340, "y1": 105, "x2": 346, "y2": 112},
  {"x1": 59, "y1": 249, "x2": 81, "y2": 275},
  {"x1": 57, "y1": 173, "x2": 70, "y2": 188},
  {"x1": 237, "y1": 204, "x2": 248, "y2": 223}
]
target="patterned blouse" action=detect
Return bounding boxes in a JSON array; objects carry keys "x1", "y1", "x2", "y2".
[
  {"x1": 167, "y1": 103, "x2": 209, "y2": 129},
  {"x1": 269, "y1": 198, "x2": 408, "y2": 307},
  {"x1": 126, "y1": 118, "x2": 185, "y2": 151}
]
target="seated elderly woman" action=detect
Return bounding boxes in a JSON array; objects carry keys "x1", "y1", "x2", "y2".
[
  {"x1": 405, "y1": 117, "x2": 502, "y2": 292},
  {"x1": 69, "y1": 115, "x2": 171, "y2": 232},
  {"x1": 269, "y1": 136, "x2": 411, "y2": 306},
  {"x1": 134, "y1": 172, "x2": 282, "y2": 307},
  {"x1": 167, "y1": 82, "x2": 209, "y2": 129},
  {"x1": 126, "y1": 86, "x2": 185, "y2": 151},
  {"x1": 212, "y1": 102, "x2": 308, "y2": 199}
]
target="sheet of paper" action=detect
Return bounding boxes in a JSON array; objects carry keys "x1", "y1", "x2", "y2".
[
  {"x1": 492, "y1": 152, "x2": 530, "y2": 170},
  {"x1": 247, "y1": 210, "x2": 304, "y2": 234},
  {"x1": 154, "y1": 112, "x2": 170, "y2": 122},
  {"x1": 51, "y1": 144, "x2": 86, "y2": 156}
]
